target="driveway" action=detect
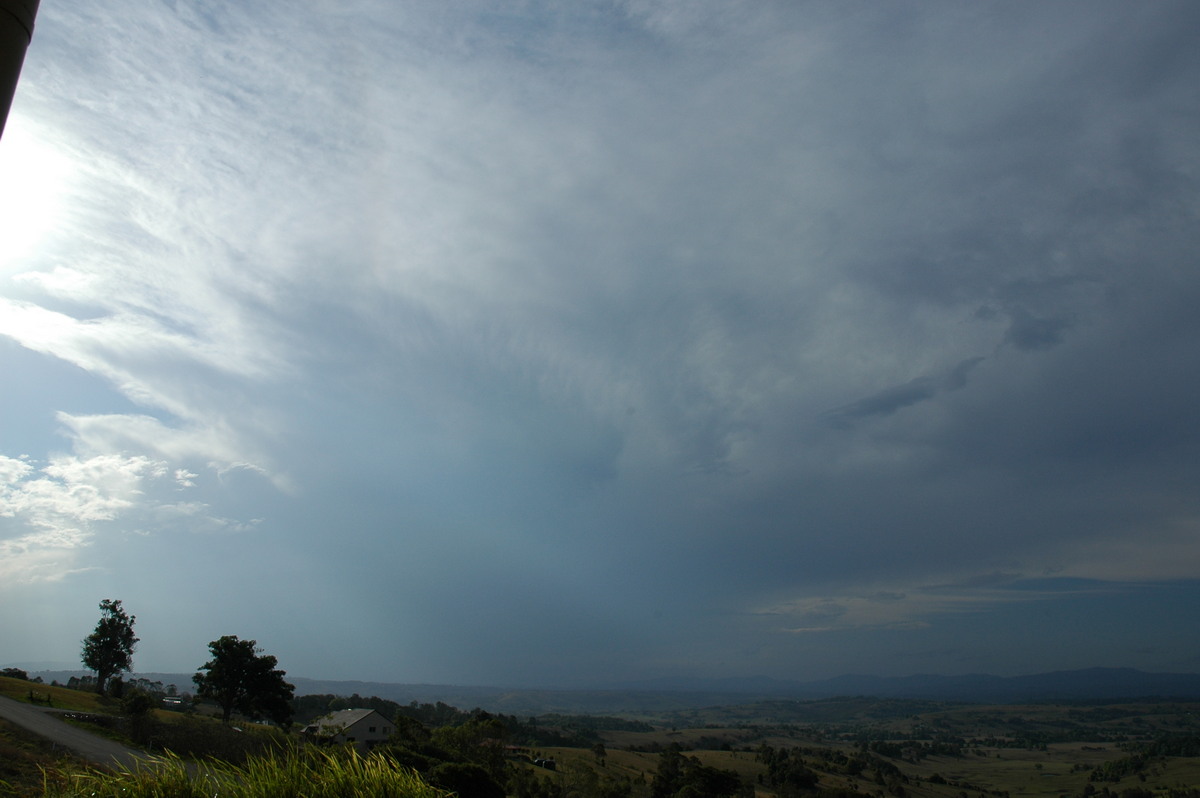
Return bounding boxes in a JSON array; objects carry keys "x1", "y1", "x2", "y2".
[{"x1": 0, "y1": 693, "x2": 150, "y2": 770}]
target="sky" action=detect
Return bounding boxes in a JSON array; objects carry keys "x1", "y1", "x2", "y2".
[{"x1": 2, "y1": 1, "x2": 1200, "y2": 689}]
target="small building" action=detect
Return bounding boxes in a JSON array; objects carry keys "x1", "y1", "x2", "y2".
[{"x1": 303, "y1": 709, "x2": 394, "y2": 752}]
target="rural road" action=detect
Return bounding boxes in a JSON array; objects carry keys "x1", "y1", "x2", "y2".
[{"x1": 0, "y1": 693, "x2": 151, "y2": 769}]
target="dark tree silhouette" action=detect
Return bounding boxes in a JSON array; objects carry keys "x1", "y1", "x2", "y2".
[
  {"x1": 193, "y1": 635, "x2": 294, "y2": 725},
  {"x1": 81, "y1": 599, "x2": 138, "y2": 696}
]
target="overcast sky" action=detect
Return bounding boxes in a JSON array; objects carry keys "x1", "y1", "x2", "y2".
[{"x1": 2, "y1": 1, "x2": 1199, "y2": 689}]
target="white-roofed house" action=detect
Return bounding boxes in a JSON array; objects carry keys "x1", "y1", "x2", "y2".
[{"x1": 303, "y1": 708, "x2": 394, "y2": 752}]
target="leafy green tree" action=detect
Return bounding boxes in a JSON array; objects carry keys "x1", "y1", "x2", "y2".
[
  {"x1": 653, "y1": 745, "x2": 743, "y2": 798},
  {"x1": 81, "y1": 599, "x2": 138, "y2": 696},
  {"x1": 193, "y1": 635, "x2": 295, "y2": 725},
  {"x1": 430, "y1": 714, "x2": 507, "y2": 776},
  {"x1": 429, "y1": 761, "x2": 505, "y2": 798},
  {"x1": 121, "y1": 689, "x2": 157, "y2": 741},
  {"x1": 651, "y1": 747, "x2": 687, "y2": 798},
  {"x1": 121, "y1": 688, "x2": 156, "y2": 716},
  {"x1": 757, "y1": 744, "x2": 819, "y2": 796}
]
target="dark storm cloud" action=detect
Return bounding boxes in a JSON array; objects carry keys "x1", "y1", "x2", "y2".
[
  {"x1": 2, "y1": 1, "x2": 1200, "y2": 684},
  {"x1": 826, "y1": 357, "x2": 985, "y2": 425}
]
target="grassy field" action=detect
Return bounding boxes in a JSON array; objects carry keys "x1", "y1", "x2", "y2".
[
  {"x1": 0, "y1": 677, "x2": 112, "y2": 715},
  {"x1": 561, "y1": 740, "x2": 1200, "y2": 797},
  {"x1": 563, "y1": 699, "x2": 1200, "y2": 797}
]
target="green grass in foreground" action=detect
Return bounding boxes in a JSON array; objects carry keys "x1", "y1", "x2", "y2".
[
  {"x1": 0, "y1": 718, "x2": 93, "y2": 798},
  {"x1": 43, "y1": 747, "x2": 448, "y2": 798}
]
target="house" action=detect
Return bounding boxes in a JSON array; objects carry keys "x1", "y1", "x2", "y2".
[{"x1": 303, "y1": 709, "x2": 394, "y2": 751}]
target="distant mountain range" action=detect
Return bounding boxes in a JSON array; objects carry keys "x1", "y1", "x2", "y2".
[{"x1": 18, "y1": 667, "x2": 1200, "y2": 716}]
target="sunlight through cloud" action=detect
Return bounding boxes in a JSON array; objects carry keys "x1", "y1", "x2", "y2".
[{"x1": 0, "y1": 120, "x2": 75, "y2": 269}]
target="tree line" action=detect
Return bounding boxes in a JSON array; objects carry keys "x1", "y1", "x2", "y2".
[
  {"x1": 79, "y1": 598, "x2": 295, "y2": 725},
  {"x1": 293, "y1": 693, "x2": 647, "y2": 749}
]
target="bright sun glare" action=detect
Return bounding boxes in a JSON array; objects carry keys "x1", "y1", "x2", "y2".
[{"x1": 0, "y1": 120, "x2": 75, "y2": 269}]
